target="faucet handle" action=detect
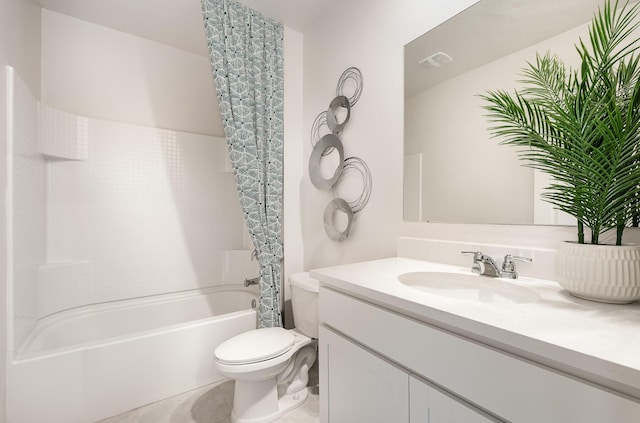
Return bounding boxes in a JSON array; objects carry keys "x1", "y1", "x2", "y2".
[
  {"x1": 461, "y1": 251, "x2": 485, "y2": 275},
  {"x1": 461, "y1": 250, "x2": 483, "y2": 260},
  {"x1": 501, "y1": 254, "x2": 532, "y2": 278},
  {"x1": 502, "y1": 254, "x2": 532, "y2": 269}
]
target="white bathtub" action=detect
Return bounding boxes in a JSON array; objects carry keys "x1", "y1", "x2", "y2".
[{"x1": 7, "y1": 285, "x2": 258, "y2": 423}]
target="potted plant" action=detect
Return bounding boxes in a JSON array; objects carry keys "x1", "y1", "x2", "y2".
[{"x1": 481, "y1": 0, "x2": 640, "y2": 303}]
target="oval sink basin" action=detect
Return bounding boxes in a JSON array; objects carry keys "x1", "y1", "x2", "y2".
[{"x1": 397, "y1": 272, "x2": 541, "y2": 304}]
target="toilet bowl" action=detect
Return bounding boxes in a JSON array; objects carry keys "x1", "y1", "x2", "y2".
[{"x1": 214, "y1": 272, "x2": 319, "y2": 423}]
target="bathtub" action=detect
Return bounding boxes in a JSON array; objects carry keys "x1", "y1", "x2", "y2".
[{"x1": 7, "y1": 285, "x2": 258, "y2": 423}]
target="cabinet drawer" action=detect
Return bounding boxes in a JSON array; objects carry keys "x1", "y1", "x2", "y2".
[{"x1": 320, "y1": 287, "x2": 640, "y2": 423}]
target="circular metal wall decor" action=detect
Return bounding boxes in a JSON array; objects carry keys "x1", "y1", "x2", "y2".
[
  {"x1": 326, "y1": 95, "x2": 351, "y2": 134},
  {"x1": 323, "y1": 198, "x2": 354, "y2": 241},
  {"x1": 308, "y1": 66, "x2": 369, "y2": 242},
  {"x1": 336, "y1": 67, "x2": 363, "y2": 107},
  {"x1": 331, "y1": 157, "x2": 372, "y2": 213},
  {"x1": 311, "y1": 111, "x2": 329, "y2": 145},
  {"x1": 309, "y1": 134, "x2": 344, "y2": 190},
  {"x1": 311, "y1": 111, "x2": 334, "y2": 156}
]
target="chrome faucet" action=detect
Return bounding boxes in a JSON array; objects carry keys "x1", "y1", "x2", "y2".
[
  {"x1": 461, "y1": 251, "x2": 501, "y2": 277},
  {"x1": 461, "y1": 251, "x2": 532, "y2": 279},
  {"x1": 500, "y1": 254, "x2": 533, "y2": 279}
]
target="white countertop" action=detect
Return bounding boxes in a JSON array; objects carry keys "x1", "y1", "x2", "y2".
[{"x1": 311, "y1": 257, "x2": 640, "y2": 398}]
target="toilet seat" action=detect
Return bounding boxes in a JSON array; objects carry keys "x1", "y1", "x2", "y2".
[{"x1": 215, "y1": 328, "x2": 295, "y2": 365}]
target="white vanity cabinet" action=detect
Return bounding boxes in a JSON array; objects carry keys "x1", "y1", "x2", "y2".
[
  {"x1": 319, "y1": 326, "x2": 409, "y2": 422},
  {"x1": 318, "y1": 286, "x2": 640, "y2": 423},
  {"x1": 319, "y1": 326, "x2": 495, "y2": 423}
]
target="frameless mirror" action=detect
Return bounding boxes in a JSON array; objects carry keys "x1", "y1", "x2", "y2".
[{"x1": 403, "y1": 0, "x2": 604, "y2": 224}]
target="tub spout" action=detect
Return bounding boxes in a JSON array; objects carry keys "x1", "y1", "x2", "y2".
[{"x1": 244, "y1": 277, "x2": 260, "y2": 287}]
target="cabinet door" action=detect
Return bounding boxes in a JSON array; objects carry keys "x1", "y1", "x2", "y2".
[
  {"x1": 319, "y1": 326, "x2": 409, "y2": 423},
  {"x1": 410, "y1": 375, "x2": 500, "y2": 423}
]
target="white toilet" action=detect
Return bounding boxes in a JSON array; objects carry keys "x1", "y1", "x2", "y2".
[{"x1": 214, "y1": 272, "x2": 319, "y2": 423}]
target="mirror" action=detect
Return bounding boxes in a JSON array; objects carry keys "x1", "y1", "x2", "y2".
[{"x1": 403, "y1": 0, "x2": 605, "y2": 224}]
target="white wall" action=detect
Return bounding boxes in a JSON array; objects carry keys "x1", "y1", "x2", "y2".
[
  {"x1": 41, "y1": 9, "x2": 223, "y2": 137},
  {"x1": 301, "y1": 0, "x2": 640, "y2": 269},
  {"x1": 1, "y1": 0, "x2": 41, "y2": 98},
  {"x1": 302, "y1": 0, "x2": 481, "y2": 270},
  {"x1": 0, "y1": 1, "x2": 41, "y2": 421}
]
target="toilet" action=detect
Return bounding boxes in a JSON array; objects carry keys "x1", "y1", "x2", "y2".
[{"x1": 214, "y1": 272, "x2": 319, "y2": 423}]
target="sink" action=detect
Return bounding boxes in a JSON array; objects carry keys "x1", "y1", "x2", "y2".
[{"x1": 397, "y1": 271, "x2": 541, "y2": 304}]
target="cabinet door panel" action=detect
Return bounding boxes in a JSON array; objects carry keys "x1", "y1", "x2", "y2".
[
  {"x1": 410, "y1": 375, "x2": 500, "y2": 423},
  {"x1": 320, "y1": 326, "x2": 409, "y2": 423}
]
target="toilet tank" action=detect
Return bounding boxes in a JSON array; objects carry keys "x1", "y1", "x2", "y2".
[{"x1": 289, "y1": 272, "x2": 319, "y2": 338}]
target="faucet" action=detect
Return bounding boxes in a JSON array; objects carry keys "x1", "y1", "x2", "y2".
[
  {"x1": 500, "y1": 254, "x2": 533, "y2": 279},
  {"x1": 244, "y1": 276, "x2": 260, "y2": 287},
  {"x1": 461, "y1": 251, "x2": 501, "y2": 277},
  {"x1": 461, "y1": 251, "x2": 532, "y2": 279}
]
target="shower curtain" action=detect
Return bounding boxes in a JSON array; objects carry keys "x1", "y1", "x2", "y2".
[{"x1": 201, "y1": 0, "x2": 284, "y2": 328}]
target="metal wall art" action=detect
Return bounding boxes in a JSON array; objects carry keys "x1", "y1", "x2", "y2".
[
  {"x1": 309, "y1": 134, "x2": 344, "y2": 190},
  {"x1": 308, "y1": 67, "x2": 372, "y2": 242}
]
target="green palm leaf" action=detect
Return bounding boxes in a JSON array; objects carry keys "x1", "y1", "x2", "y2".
[{"x1": 481, "y1": 0, "x2": 640, "y2": 244}]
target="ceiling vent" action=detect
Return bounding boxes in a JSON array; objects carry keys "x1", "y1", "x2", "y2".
[{"x1": 418, "y1": 51, "x2": 453, "y2": 68}]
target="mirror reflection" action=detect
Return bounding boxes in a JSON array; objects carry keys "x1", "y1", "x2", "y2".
[{"x1": 403, "y1": 0, "x2": 604, "y2": 224}]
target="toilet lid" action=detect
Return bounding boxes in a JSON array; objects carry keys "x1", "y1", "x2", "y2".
[{"x1": 215, "y1": 327, "x2": 295, "y2": 365}]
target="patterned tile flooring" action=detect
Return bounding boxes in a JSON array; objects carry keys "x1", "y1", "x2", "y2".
[{"x1": 97, "y1": 380, "x2": 320, "y2": 423}]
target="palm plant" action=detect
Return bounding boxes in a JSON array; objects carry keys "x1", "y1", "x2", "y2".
[{"x1": 481, "y1": 0, "x2": 640, "y2": 245}]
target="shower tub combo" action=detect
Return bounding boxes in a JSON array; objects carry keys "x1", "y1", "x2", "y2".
[
  {"x1": 7, "y1": 285, "x2": 258, "y2": 423},
  {"x1": 5, "y1": 65, "x2": 260, "y2": 423}
]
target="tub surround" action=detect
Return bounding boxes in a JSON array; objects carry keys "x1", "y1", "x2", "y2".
[{"x1": 312, "y1": 238, "x2": 640, "y2": 421}]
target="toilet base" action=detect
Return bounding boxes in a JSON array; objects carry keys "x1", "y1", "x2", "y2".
[
  {"x1": 229, "y1": 342, "x2": 317, "y2": 423},
  {"x1": 231, "y1": 384, "x2": 310, "y2": 423}
]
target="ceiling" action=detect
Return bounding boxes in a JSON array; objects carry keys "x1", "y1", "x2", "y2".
[
  {"x1": 38, "y1": 0, "x2": 611, "y2": 92},
  {"x1": 37, "y1": 0, "x2": 335, "y2": 56}
]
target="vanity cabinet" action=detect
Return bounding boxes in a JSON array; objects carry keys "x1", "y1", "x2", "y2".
[
  {"x1": 319, "y1": 286, "x2": 640, "y2": 423},
  {"x1": 319, "y1": 326, "x2": 409, "y2": 422},
  {"x1": 320, "y1": 324, "x2": 498, "y2": 423}
]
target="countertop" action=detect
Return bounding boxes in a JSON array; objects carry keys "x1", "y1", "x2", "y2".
[{"x1": 310, "y1": 257, "x2": 640, "y2": 398}]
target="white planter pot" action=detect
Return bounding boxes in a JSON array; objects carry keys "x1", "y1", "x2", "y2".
[{"x1": 556, "y1": 242, "x2": 640, "y2": 304}]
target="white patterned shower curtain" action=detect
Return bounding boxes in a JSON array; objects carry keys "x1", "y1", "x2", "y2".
[{"x1": 201, "y1": 0, "x2": 284, "y2": 328}]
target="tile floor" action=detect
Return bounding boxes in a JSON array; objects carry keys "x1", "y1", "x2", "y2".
[{"x1": 97, "y1": 379, "x2": 320, "y2": 423}]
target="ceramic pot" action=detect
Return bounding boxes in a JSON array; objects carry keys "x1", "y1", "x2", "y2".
[{"x1": 556, "y1": 241, "x2": 640, "y2": 304}]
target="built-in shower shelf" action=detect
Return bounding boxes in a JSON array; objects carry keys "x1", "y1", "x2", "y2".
[{"x1": 39, "y1": 104, "x2": 89, "y2": 160}]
